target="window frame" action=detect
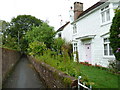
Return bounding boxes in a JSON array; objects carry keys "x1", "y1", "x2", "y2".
[
  {"x1": 103, "y1": 37, "x2": 114, "y2": 57},
  {"x1": 73, "y1": 43, "x2": 78, "y2": 52},
  {"x1": 100, "y1": 5, "x2": 111, "y2": 25}
]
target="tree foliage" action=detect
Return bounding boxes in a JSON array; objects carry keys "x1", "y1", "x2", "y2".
[
  {"x1": 2, "y1": 15, "x2": 42, "y2": 51},
  {"x1": 52, "y1": 38, "x2": 65, "y2": 54},
  {"x1": 25, "y1": 22, "x2": 55, "y2": 49},
  {"x1": 7, "y1": 15, "x2": 42, "y2": 38},
  {"x1": 110, "y1": 9, "x2": 120, "y2": 61},
  {"x1": 28, "y1": 41, "x2": 46, "y2": 56}
]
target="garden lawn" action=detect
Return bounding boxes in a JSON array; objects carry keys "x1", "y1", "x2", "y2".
[
  {"x1": 36, "y1": 54, "x2": 119, "y2": 88},
  {"x1": 77, "y1": 64, "x2": 119, "y2": 88}
]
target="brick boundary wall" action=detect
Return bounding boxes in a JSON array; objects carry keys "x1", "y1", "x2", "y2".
[
  {"x1": 1, "y1": 48, "x2": 21, "y2": 83},
  {"x1": 28, "y1": 56, "x2": 78, "y2": 88}
]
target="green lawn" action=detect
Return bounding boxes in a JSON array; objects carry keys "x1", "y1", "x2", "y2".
[
  {"x1": 77, "y1": 64, "x2": 119, "y2": 88},
  {"x1": 36, "y1": 54, "x2": 119, "y2": 88}
]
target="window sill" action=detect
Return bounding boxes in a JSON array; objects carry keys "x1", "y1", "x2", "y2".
[
  {"x1": 73, "y1": 33, "x2": 77, "y2": 36},
  {"x1": 103, "y1": 55, "x2": 115, "y2": 59},
  {"x1": 100, "y1": 21, "x2": 112, "y2": 27}
]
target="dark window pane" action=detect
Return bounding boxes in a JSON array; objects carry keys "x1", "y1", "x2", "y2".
[
  {"x1": 106, "y1": 9, "x2": 110, "y2": 21},
  {"x1": 109, "y1": 46, "x2": 113, "y2": 55},
  {"x1": 104, "y1": 44, "x2": 108, "y2": 55},
  {"x1": 58, "y1": 33, "x2": 61, "y2": 37},
  {"x1": 104, "y1": 50, "x2": 108, "y2": 55}
]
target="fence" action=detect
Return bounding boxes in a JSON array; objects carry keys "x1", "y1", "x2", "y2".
[{"x1": 78, "y1": 76, "x2": 92, "y2": 90}]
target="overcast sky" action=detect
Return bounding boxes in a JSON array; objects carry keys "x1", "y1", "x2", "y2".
[{"x1": 0, "y1": 0, "x2": 100, "y2": 30}]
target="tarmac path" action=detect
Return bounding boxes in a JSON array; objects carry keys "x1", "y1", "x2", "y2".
[{"x1": 3, "y1": 56, "x2": 46, "y2": 88}]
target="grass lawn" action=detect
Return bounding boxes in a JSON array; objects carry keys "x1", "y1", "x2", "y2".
[
  {"x1": 77, "y1": 64, "x2": 119, "y2": 88},
  {"x1": 36, "y1": 54, "x2": 120, "y2": 88}
]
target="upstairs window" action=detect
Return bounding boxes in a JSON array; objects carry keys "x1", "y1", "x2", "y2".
[
  {"x1": 101, "y1": 5, "x2": 110, "y2": 23},
  {"x1": 73, "y1": 24, "x2": 77, "y2": 34},
  {"x1": 103, "y1": 38, "x2": 113, "y2": 56}
]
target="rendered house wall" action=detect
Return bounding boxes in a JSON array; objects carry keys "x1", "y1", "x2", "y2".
[{"x1": 72, "y1": 2, "x2": 118, "y2": 67}]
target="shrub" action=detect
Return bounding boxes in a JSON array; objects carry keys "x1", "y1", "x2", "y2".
[
  {"x1": 110, "y1": 9, "x2": 120, "y2": 61},
  {"x1": 52, "y1": 38, "x2": 65, "y2": 54},
  {"x1": 108, "y1": 60, "x2": 118, "y2": 73},
  {"x1": 28, "y1": 41, "x2": 46, "y2": 56}
]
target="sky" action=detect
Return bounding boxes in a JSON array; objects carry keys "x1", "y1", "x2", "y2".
[{"x1": 0, "y1": 0, "x2": 100, "y2": 30}]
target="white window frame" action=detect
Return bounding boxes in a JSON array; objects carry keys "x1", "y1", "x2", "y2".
[
  {"x1": 103, "y1": 37, "x2": 114, "y2": 57},
  {"x1": 100, "y1": 5, "x2": 111, "y2": 25},
  {"x1": 73, "y1": 43, "x2": 78, "y2": 52}
]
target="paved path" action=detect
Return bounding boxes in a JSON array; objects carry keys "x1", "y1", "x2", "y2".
[{"x1": 3, "y1": 56, "x2": 46, "y2": 88}]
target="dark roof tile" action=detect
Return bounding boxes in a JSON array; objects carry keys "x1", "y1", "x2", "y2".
[{"x1": 57, "y1": 21, "x2": 70, "y2": 32}]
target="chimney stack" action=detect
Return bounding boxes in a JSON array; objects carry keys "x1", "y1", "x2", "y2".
[{"x1": 74, "y1": 2, "x2": 83, "y2": 21}]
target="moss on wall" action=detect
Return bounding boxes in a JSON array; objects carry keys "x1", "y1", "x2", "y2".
[{"x1": 28, "y1": 56, "x2": 77, "y2": 88}]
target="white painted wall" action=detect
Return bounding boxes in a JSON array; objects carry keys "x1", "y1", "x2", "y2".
[
  {"x1": 72, "y1": 2, "x2": 118, "y2": 67},
  {"x1": 56, "y1": 23, "x2": 73, "y2": 43},
  {"x1": 61, "y1": 23, "x2": 73, "y2": 42}
]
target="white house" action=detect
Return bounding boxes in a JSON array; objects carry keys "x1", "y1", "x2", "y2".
[
  {"x1": 56, "y1": 21, "x2": 73, "y2": 43},
  {"x1": 72, "y1": 0, "x2": 120, "y2": 67}
]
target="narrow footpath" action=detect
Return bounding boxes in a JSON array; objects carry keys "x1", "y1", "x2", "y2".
[{"x1": 3, "y1": 56, "x2": 46, "y2": 88}]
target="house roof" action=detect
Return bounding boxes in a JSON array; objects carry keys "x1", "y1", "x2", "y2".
[
  {"x1": 77, "y1": 0, "x2": 108, "y2": 20},
  {"x1": 57, "y1": 21, "x2": 70, "y2": 32}
]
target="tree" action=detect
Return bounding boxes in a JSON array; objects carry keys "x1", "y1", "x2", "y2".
[
  {"x1": 110, "y1": 9, "x2": 120, "y2": 70},
  {"x1": 3, "y1": 15, "x2": 42, "y2": 51},
  {"x1": 25, "y1": 22, "x2": 55, "y2": 49},
  {"x1": 7, "y1": 15, "x2": 42, "y2": 38}
]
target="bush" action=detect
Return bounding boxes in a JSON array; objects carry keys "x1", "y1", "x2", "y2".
[
  {"x1": 52, "y1": 38, "x2": 65, "y2": 54},
  {"x1": 108, "y1": 60, "x2": 118, "y2": 73},
  {"x1": 2, "y1": 35, "x2": 20, "y2": 51},
  {"x1": 28, "y1": 41, "x2": 46, "y2": 56},
  {"x1": 110, "y1": 9, "x2": 120, "y2": 61}
]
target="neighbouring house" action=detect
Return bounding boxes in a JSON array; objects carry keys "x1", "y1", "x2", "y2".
[
  {"x1": 56, "y1": 21, "x2": 73, "y2": 43},
  {"x1": 72, "y1": 0, "x2": 120, "y2": 67}
]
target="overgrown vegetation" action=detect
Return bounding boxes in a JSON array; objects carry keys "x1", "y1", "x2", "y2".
[{"x1": 35, "y1": 49, "x2": 119, "y2": 88}]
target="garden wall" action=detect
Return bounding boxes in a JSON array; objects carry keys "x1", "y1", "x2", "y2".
[
  {"x1": 2, "y1": 48, "x2": 21, "y2": 83},
  {"x1": 28, "y1": 56, "x2": 77, "y2": 88}
]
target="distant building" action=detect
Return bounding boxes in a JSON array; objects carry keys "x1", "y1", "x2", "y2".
[{"x1": 56, "y1": 21, "x2": 73, "y2": 43}]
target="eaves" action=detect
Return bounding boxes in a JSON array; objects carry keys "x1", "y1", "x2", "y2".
[{"x1": 71, "y1": 1, "x2": 110, "y2": 24}]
